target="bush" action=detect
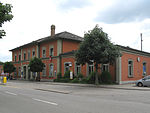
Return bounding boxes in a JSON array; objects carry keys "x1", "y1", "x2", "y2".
[
  {"x1": 77, "y1": 73, "x2": 84, "y2": 79},
  {"x1": 64, "y1": 70, "x2": 70, "y2": 78},
  {"x1": 57, "y1": 72, "x2": 62, "y2": 79},
  {"x1": 80, "y1": 77, "x2": 88, "y2": 84},
  {"x1": 71, "y1": 78, "x2": 79, "y2": 83},
  {"x1": 100, "y1": 71, "x2": 112, "y2": 84},
  {"x1": 87, "y1": 72, "x2": 96, "y2": 84}
]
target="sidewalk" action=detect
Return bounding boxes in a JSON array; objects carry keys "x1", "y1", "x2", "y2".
[{"x1": 5, "y1": 80, "x2": 150, "y2": 92}]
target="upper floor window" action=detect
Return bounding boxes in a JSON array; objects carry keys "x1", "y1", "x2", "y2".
[
  {"x1": 128, "y1": 60, "x2": 133, "y2": 77},
  {"x1": 50, "y1": 48, "x2": 54, "y2": 56},
  {"x1": 143, "y1": 62, "x2": 146, "y2": 76},
  {"x1": 32, "y1": 49, "x2": 35, "y2": 58},
  {"x1": 28, "y1": 50, "x2": 30, "y2": 60},
  {"x1": 24, "y1": 52, "x2": 26, "y2": 60},
  {"x1": 14, "y1": 54, "x2": 17, "y2": 62},
  {"x1": 19, "y1": 54, "x2": 21, "y2": 61},
  {"x1": 42, "y1": 47, "x2": 46, "y2": 58}
]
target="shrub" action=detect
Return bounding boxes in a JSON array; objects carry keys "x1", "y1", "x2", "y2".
[
  {"x1": 80, "y1": 77, "x2": 88, "y2": 84},
  {"x1": 87, "y1": 72, "x2": 96, "y2": 84},
  {"x1": 71, "y1": 78, "x2": 79, "y2": 83},
  {"x1": 64, "y1": 70, "x2": 70, "y2": 78},
  {"x1": 100, "y1": 71, "x2": 112, "y2": 84},
  {"x1": 60, "y1": 78, "x2": 70, "y2": 83},
  {"x1": 57, "y1": 72, "x2": 62, "y2": 79},
  {"x1": 77, "y1": 73, "x2": 84, "y2": 79}
]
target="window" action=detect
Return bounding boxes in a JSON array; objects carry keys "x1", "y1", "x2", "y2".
[
  {"x1": 50, "y1": 47, "x2": 54, "y2": 56},
  {"x1": 88, "y1": 62, "x2": 94, "y2": 75},
  {"x1": 49, "y1": 64, "x2": 54, "y2": 77},
  {"x1": 128, "y1": 60, "x2": 133, "y2": 77},
  {"x1": 103, "y1": 64, "x2": 109, "y2": 72},
  {"x1": 143, "y1": 62, "x2": 146, "y2": 76},
  {"x1": 42, "y1": 64, "x2": 46, "y2": 76},
  {"x1": 19, "y1": 54, "x2": 21, "y2": 61},
  {"x1": 64, "y1": 62, "x2": 71, "y2": 72},
  {"x1": 28, "y1": 51, "x2": 30, "y2": 60},
  {"x1": 32, "y1": 49, "x2": 35, "y2": 58},
  {"x1": 18, "y1": 67, "x2": 21, "y2": 77},
  {"x1": 24, "y1": 52, "x2": 26, "y2": 60},
  {"x1": 15, "y1": 54, "x2": 17, "y2": 62},
  {"x1": 76, "y1": 63, "x2": 81, "y2": 75},
  {"x1": 42, "y1": 48, "x2": 46, "y2": 58}
]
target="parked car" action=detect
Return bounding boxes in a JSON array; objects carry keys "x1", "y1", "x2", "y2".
[{"x1": 136, "y1": 75, "x2": 150, "y2": 87}]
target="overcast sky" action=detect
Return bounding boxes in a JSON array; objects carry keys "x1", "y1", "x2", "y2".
[{"x1": 1, "y1": 0, "x2": 150, "y2": 62}]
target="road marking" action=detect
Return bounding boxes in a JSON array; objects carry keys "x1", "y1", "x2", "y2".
[
  {"x1": 5, "y1": 91, "x2": 17, "y2": 96},
  {"x1": 32, "y1": 98, "x2": 58, "y2": 106}
]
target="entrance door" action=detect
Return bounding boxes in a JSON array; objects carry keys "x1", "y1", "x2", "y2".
[{"x1": 23, "y1": 66, "x2": 26, "y2": 79}]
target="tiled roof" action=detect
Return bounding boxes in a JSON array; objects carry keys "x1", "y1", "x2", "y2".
[
  {"x1": 117, "y1": 45, "x2": 150, "y2": 57},
  {"x1": 10, "y1": 31, "x2": 83, "y2": 51}
]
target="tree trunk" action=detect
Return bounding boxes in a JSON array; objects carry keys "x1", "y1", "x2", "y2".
[{"x1": 95, "y1": 63, "x2": 99, "y2": 85}]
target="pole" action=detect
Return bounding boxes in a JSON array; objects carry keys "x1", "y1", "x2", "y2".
[{"x1": 141, "y1": 33, "x2": 143, "y2": 51}]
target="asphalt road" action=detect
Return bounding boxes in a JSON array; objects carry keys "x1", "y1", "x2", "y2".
[{"x1": 0, "y1": 82, "x2": 150, "y2": 113}]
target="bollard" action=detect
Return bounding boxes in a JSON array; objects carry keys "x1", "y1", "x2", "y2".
[{"x1": 3, "y1": 77, "x2": 7, "y2": 84}]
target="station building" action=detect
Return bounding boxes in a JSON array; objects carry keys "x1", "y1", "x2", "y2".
[{"x1": 2, "y1": 25, "x2": 150, "y2": 84}]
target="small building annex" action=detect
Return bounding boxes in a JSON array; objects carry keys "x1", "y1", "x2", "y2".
[{"x1": 4, "y1": 25, "x2": 150, "y2": 84}]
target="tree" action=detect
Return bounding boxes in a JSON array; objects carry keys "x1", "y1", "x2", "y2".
[
  {"x1": 28, "y1": 57, "x2": 45, "y2": 81},
  {"x1": 0, "y1": 2, "x2": 13, "y2": 38},
  {"x1": 75, "y1": 25, "x2": 121, "y2": 85},
  {"x1": 3, "y1": 62, "x2": 16, "y2": 78}
]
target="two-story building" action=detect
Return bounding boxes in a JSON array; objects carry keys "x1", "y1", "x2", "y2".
[{"x1": 8, "y1": 25, "x2": 150, "y2": 84}]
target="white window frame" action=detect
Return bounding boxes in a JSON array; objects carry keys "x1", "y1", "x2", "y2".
[
  {"x1": 19, "y1": 53, "x2": 21, "y2": 61},
  {"x1": 49, "y1": 63, "x2": 54, "y2": 77},
  {"x1": 128, "y1": 59, "x2": 134, "y2": 77},
  {"x1": 23, "y1": 51, "x2": 26, "y2": 60},
  {"x1": 64, "y1": 62, "x2": 71, "y2": 73},
  {"x1": 75, "y1": 63, "x2": 81, "y2": 76},
  {"x1": 28, "y1": 50, "x2": 30, "y2": 60},
  {"x1": 42, "y1": 64, "x2": 46, "y2": 77},
  {"x1": 49, "y1": 45, "x2": 54, "y2": 56},
  {"x1": 88, "y1": 62, "x2": 94, "y2": 75},
  {"x1": 14, "y1": 54, "x2": 17, "y2": 62},
  {"x1": 42, "y1": 47, "x2": 46, "y2": 58},
  {"x1": 102, "y1": 64, "x2": 109, "y2": 72},
  {"x1": 143, "y1": 62, "x2": 146, "y2": 76},
  {"x1": 32, "y1": 49, "x2": 35, "y2": 58}
]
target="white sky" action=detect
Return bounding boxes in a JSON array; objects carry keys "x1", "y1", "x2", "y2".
[{"x1": 1, "y1": 0, "x2": 150, "y2": 62}]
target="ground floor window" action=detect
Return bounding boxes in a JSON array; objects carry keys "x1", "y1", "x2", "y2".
[
  {"x1": 64, "y1": 62, "x2": 71, "y2": 72},
  {"x1": 88, "y1": 62, "x2": 94, "y2": 75},
  {"x1": 49, "y1": 64, "x2": 54, "y2": 77},
  {"x1": 143, "y1": 62, "x2": 146, "y2": 76},
  {"x1": 18, "y1": 67, "x2": 21, "y2": 77},
  {"x1": 128, "y1": 60, "x2": 133, "y2": 77},
  {"x1": 102, "y1": 64, "x2": 109, "y2": 72},
  {"x1": 75, "y1": 63, "x2": 81, "y2": 76},
  {"x1": 42, "y1": 64, "x2": 46, "y2": 77}
]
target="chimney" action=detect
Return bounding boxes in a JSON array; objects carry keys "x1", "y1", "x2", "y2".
[{"x1": 51, "y1": 25, "x2": 55, "y2": 36}]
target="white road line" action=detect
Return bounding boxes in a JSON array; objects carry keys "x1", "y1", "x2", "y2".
[
  {"x1": 5, "y1": 91, "x2": 17, "y2": 96},
  {"x1": 32, "y1": 98, "x2": 58, "y2": 106}
]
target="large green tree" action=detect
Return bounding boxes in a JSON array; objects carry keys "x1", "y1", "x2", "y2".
[
  {"x1": 3, "y1": 62, "x2": 16, "y2": 78},
  {"x1": 28, "y1": 57, "x2": 45, "y2": 81},
  {"x1": 0, "y1": 2, "x2": 13, "y2": 38},
  {"x1": 75, "y1": 25, "x2": 121, "y2": 85}
]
